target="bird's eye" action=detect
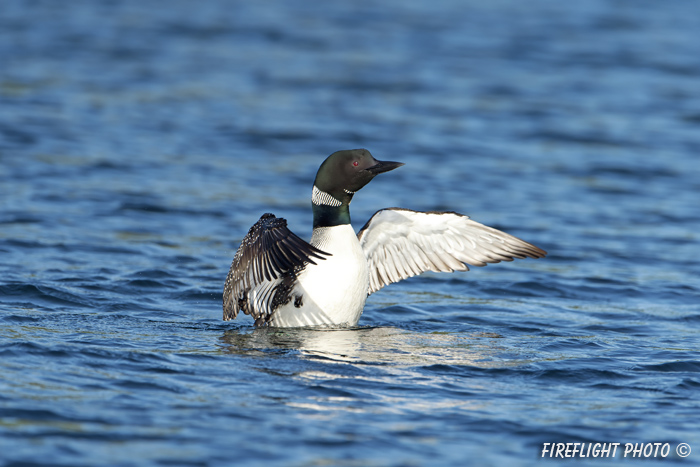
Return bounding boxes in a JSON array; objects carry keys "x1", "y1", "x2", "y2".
[{"x1": 353, "y1": 161, "x2": 359, "y2": 167}]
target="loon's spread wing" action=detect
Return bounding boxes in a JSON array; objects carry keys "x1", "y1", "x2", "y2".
[
  {"x1": 223, "y1": 213, "x2": 330, "y2": 325},
  {"x1": 357, "y1": 208, "x2": 546, "y2": 295}
]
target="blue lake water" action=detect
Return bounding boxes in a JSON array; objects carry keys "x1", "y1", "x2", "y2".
[{"x1": 1, "y1": 0, "x2": 700, "y2": 465}]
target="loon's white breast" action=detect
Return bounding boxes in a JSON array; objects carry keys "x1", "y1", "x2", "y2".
[{"x1": 267, "y1": 224, "x2": 369, "y2": 327}]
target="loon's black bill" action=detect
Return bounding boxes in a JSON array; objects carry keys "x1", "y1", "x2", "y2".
[{"x1": 367, "y1": 160, "x2": 405, "y2": 175}]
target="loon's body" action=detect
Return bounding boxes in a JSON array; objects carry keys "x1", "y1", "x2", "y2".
[
  {"x1": 263, "y1": 224, "x2": 368, "y2": 327},
  {"x1": 223, "y1": 149, "x2": 546, "y2": 327}
]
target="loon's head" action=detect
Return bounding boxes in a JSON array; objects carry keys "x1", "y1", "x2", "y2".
[{"x1": 312, "y1": 149, "x2": 404, "y2": 207}]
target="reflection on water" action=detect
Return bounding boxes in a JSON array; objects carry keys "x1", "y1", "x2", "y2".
[
  {"x1": 219, "y1": 326, "x2": 520, "y2": 369},
  {"x1": 219, "y1": 326, "x2": 508, "y2": 417}
]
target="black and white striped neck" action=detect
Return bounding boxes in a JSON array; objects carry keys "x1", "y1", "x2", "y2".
[{"x1": 311, "y1": 185, "x2": 353, "y2": 228}]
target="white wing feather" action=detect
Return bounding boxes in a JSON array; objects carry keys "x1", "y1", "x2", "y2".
[{"x1": 357, "y1": 208, "x2": 546, "y2": 295}]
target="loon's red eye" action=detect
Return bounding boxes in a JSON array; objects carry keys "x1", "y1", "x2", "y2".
[{"x1": 353, "y1": 161, "x2": 359, "y2": 167}]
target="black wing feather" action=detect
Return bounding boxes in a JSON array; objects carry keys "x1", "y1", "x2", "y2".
[{"x1": 223, "y1": 213, "x2": 330, "y2": 323}]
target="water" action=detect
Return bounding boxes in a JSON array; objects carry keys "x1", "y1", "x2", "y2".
[{"x1": 1, "y1": 0, "x2": 699, "y2": 465}]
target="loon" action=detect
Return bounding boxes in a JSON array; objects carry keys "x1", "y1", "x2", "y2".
[{"x1": 223, "y1": 149, "x2": 546, "y2": 327}]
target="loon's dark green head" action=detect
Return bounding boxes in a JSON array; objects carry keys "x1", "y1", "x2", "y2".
[
  {"x1": 312, "y1": 149, "x2": 403, "y2": 228},
  {"x1": 313, "y1": 149, "x2": 403, "y2": 206}
]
